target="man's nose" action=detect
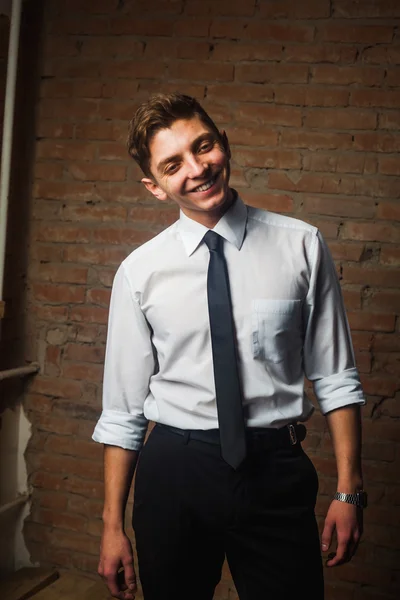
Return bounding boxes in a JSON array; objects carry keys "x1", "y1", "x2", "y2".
[{"x1": 186, "y1": 155, "x2": 207, "y2": 178}]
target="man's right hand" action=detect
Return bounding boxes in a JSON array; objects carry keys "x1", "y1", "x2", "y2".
[{"x1": 98, "y1": 528, "x2": 137, "y2": 600}]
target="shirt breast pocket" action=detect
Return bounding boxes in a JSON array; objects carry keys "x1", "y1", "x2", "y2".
[{"x1": 251, "y1": 299, "x2": 303, "y2": 363}]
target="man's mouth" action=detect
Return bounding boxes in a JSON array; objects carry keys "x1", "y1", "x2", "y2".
[{"x1": 191, "y1": 174, "x2": 218, "y2": 193}]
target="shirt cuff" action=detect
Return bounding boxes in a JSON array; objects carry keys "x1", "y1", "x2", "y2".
[
  {"x1": 92, "y1": 409, "x2": 149, "y2": 451},
  {"x1": 314, "y1": 367, "x2": 366, "y2": 415}
]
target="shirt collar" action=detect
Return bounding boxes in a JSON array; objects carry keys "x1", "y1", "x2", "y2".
[{"x1": 177, "y1": 192, "x2": 248, "y2": 257}]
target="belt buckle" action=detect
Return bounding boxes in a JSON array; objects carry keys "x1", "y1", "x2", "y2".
[{"x1": 288, "y1": 424, "x2": 297, "y2": 445}]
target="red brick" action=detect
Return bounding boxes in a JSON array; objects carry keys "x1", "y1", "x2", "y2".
[
  {"x1": 227, "y1": 127, "x2": 278, "y2": 147},
  {"x1": 33, "y1": 181, "x2": 98, "y2": 202},
  {"x1": 44, "y1": 58, "x2": 102, "y2": 79},
  {"x1": 274, "y1": 86, "x2": 349, "y2": 107},
  {"x1": 32, "y1": 508, "x2": 87, "y2": 534},
  {"x1": 362, "y1": 45, "x2": 400, "y2": 65},
  {"x1": 62, "y1": 204, "x2": 127, "y2": 222},
  {"x1": 32, "y1": 305, "x2": 69, "y2": 322},
  {"x1": 32, "y1": 199, "x2": 62, "y2": 221},
  {"x1": 86, "y1": 288, "x2": 111, "y2": 307},
  {"x1": 333, "y1": 0, "x2": 400, "y2": 18},
  {"x1": 44, "y1": 346, "x2": 61, "y2": 377},
  {"x1": 40, "y1": 80, "x2": 73, "y2": 99},
  {"x1": 29, "y1": 376, "x2": 82, "y2": 400},
  {"x1": 245, "y1": 21, "x2": 315, "y2": 43},
  {"x1": 342, "y1": 288, "x2": 362, "y2": 311},
  {"x1": 67, "y1": 496, "x2": 103, "y2": 519},
  {"x1": 353, "y1": 133, "x2": 400, "y2": 153},
  {"x1": 342, "y1": 266, "x2": 400, "y2": 288},
  {"x1": 379, "y1": 111, "x2": 400, "y2": 130},
  {"x1": 318, "y1": 23, "x2": 393, "y2": 43},
  {"x1": 35, "y1": 224, "x2": 92, "y2": 243},
  {"x1": 367, "y1": 290, "x2": 400, "y2": 313},
  {"x1": 110, "y1": 18, "x2": 174, "y2": 36},
  {"x1": 211, "y1": 42, "x2": 283, "y2": 62},
  {"x1": 234, "y1": 148, "x2": 300, "y2": 169},
  {"x1": 305, "y1": 196, "x2": 375, "y2": 219},
  {"x1": 75, "y1": 122, "x2": 125, "y2": 142},
  {"x1": 128, "y1": 206, "x2": 178, "y2": 226},
  {"x1": 36, "y1": 141, "x2": 96, "y2": 161},
  {"x1": 91, "y1": 227, "x2": 152, "y2": 246},
  {"x1": 377, "y1": 202, "x2": 400, "y2": 222},
  {"x1": 36, "y1": 121, "x2": 74, "y2": 139},
  {"x1": 241, "y1": 192, "x2": 294, "y2": 213},
  {"x1": 351, "y1": 89, "x2": 400, "y2": 109},
  {"x1": 342, "y1": 222, "x2": 400, "y2": 243},
  {"x1": 96, "y1": 270, "x2": 116, "y2": 288},
  {"x1": 34, "y1": 264, "x2": 88, "y2": 285},
  {"x1": 304, "y1": 108, "x2": 377, "y2": 130},
  {"x1": 69, "y1": 306, "x2": 109, "y2": 324},
  {"x1": 101, "y1": 80, "x2": 139, "y2": 99},
  {"x1": 35, "y1": 490, "x2": 68, "y2": 511},
  {"x1": 312, "y1": 65, "x2": 384, "y2": 86},
  {"x1": 235, "y1": 63, "x2": 308, "y2": 84},
  {"x1": 80, "y1": 36, "x2": 144, "y2": 58},
  {"x1": 306, "y1": 219, "x2": 339, "y2": 240},
  {"x1": 169, "y1": 60, "x2": 234, "y2": 82},
  {"x1": 373, "y1": 334, "x2": 400, "y2": 352},
  {"x1": 68, "y1": 163, "x2": 127, "y2": 182},
  {"x1": 380, "y1": 247, "x2": 400, "y2": 266},
  {"x1": 43, "y1": 35, "x2": 80, "y2": 57},
  {"x1": 186, "y1": 0, "x2": 256, "y2": 17},
  {"x1": 63, "y1": 245, "x2": 127, "y2": 266},
  {"x1": 303, "y1": 153, "x2": 375, "y2": 176},
  {"x1": 378, "y1": 157, "x2": 400, "y2": 177},
  {"x1": 361, "y1": 375, "x2": 398, "y2": 397},
  {"x1": 284, "y1": 43, "x2": 357, "y2": 64},
  {"x1": 34, "y1": 163, "x2": 64, "y2": 180},
  {"x1": 97, "y1": 99, "x2": 139, "y2": 121},
  {"x1": 101, "y1": 60, "x2": 164, "y2": 80},
  {"x1": 259, "y1": 0, "x2": 330, "y2": 18},
  {"x1": 347, "y1": 312, "x2": 395, "y2": 332},
  {"x1": 64, "y1": 343, "x2": 105, "y2": 364},
  {"x1": 174, "y1": 17, "x2": 210, "y2": 37},
  {"x1": 236, "y1": 104, "x2": 302, "y2": 127},
  {"x1": 63, "y1": 362, "x2": 103, "y2": 382},
  {"x1": 206, "y1": 83, "x2": 274, "y2": 104},
  {"x1": 280, "y1": 130, "x2": 352, "y2": 150},
  {"x1": 32, "y1": 283, "x2": 85, "y2": 304},
  {"x1": 47, "y1": 528, "x2": 99, "y2": 556},
  {"x1": 328, "y1": 242, "x2": 365, "y2": 262}
]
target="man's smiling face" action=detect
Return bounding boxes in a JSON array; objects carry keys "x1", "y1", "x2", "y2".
[{"x1": 141, "y1": 116, "x2": 233, "y2": 228}]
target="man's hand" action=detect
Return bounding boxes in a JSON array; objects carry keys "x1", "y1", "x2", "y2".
[
  {"x1": 98, "y1": 527, "x2": 137, "y2": 599},
  {"x1": 321, "y1": 499, "x2": 363, "y2": 567}
]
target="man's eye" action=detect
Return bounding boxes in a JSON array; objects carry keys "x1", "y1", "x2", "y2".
[
  {"x1": 165, "y1": 163, "x2": 179, "y2": 174},
  {"x1": 199, "y1": 141, "x2": 213, "y2": 153}
]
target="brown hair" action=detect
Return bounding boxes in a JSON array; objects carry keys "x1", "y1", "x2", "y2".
[{"x1": 127, "y1": 93, "x2": 222, "y2": 178}]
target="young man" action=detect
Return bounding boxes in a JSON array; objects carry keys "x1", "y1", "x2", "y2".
[{"x1": 93, "y1": 93, "x2": 366, "y2": 600}]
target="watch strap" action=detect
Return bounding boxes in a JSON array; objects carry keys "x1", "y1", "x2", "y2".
[{"x1": 334, "y1": 491, "x2": 367, "y2": 508}]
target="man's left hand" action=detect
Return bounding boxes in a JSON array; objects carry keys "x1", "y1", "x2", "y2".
[{"x1": 321, "y1": 499, "x2": 363, "y2": 567}]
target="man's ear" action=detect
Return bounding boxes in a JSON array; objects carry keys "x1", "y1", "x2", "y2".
[
  {"x1": 141, "y1": 177, "x2": 168, "y2": 202},
  {"x1": 220, "y1": 130, "x2": 231, "y2": 159}
]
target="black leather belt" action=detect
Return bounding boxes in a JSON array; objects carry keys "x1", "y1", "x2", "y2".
[{"x1": 156, "y1": 422, "x2": 306, "y2": 449}]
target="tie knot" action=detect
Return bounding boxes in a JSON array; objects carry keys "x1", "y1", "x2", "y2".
[{"x1": 204, "y1": 230, "x2": 222, "y2": 252}]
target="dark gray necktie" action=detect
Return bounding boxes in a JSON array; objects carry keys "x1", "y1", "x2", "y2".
[{"x1": 204, "y1": 230, "x2": 246, "y2": 470}]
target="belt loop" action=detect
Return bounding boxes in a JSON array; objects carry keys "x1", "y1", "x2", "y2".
[
  {"x1": 182, "y1": 430, "x2": 191, "y2": 445},
  {"x1": 288, "y1": 424, "x2": 297, "y2": 445}
]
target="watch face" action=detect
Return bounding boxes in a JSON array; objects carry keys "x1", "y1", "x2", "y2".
[{"x1": 357, "y1": 491, "x2": 368, "y2": 508}]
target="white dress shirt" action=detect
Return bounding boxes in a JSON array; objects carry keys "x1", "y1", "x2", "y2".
[{"x1": 92, "y1": 194, "x2": 365, "y2": 451}]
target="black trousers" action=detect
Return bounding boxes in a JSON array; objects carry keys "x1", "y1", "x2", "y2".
[{"x1": 133, "y1": 425, "x2": 324, "y2": 600}]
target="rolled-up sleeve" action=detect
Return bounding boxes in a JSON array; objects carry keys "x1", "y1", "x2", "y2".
[
  {"x1": 92, "y1": 264, "x2": 155, "y2": 450},
  {"x1": 303, "y1": 231, "x2": 366, "y2": 414}
]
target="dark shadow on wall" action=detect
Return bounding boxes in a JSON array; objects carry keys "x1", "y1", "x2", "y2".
[{"x1": 0, "y1": 0, "x2": 45, "y2": 406}]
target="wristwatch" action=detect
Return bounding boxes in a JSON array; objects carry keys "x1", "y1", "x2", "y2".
[{"x1": 334, "y1": 490, "x2": 368, "y2": 509}]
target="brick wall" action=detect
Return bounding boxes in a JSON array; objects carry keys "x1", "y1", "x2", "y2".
[{"x1": 18, "y1": 0, "x2": 400, "y2": 598}]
